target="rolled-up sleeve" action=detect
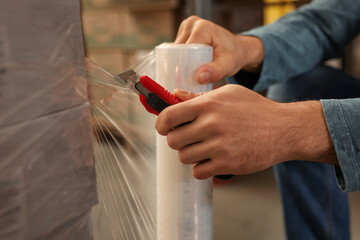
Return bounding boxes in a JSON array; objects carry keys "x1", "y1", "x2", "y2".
[
  {"x1": 229, "y1": 0, "x2": 360, "y2": 191},
  {"x1": 241, "y1": 0, "x2": 360, "y2": 92},
  {"x1": 321, "y1": 98, "x2": 360, "y2": 192}
]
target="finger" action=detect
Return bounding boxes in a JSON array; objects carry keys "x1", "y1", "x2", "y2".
[
  {"x1": 166, "y1": 118, "x2": 211, "y2": 150},
  {"x1": 184, "y1": 19, "x2": 212, "y2": 45},
  {"x1": 196, "y1": 60, "x2": 228, "y2": 84},
  {"x1": 175, "y1": 20, "x2": 185, "y2": 40},
  {"x1": 155, "y1": 100, "x2": 199, "y2": 135},
  {"x1": 175, "y1": 31, "x2": 191, "y2": 44},
  {"x1": 175, "y1": 23, "x2": 191, "y2": 44},
  {"x1": 192, "y1": 159, "x2": 217, "y2": 180},
  {"x1": 174, "y1": 89, "x2": 200, "y2": 101},
  {"x1": 185, "y1": 31, "x2": 211, "y2": 45},
  {"x1": 193, "y1": 157, "x2": 233, "y2": 179},
  {"x1": 177, "y1": 139, "x2": 215, "y2": 164},
  {"x1": 175, "y1": 16, "x2": 200, "y2": 44}
]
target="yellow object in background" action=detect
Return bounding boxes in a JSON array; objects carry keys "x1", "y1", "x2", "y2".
[{"x1": 264, "y1": 0, "x2": 296, "y2": 24}]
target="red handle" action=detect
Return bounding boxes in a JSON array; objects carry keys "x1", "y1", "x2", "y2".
[{"x1": 139, "y1": 75, "x2": 181, "y2": 115}]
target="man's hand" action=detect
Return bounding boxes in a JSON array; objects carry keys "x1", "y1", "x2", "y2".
[
  {"x1": 155, "y1": 85, "x2": 337, "y2": 179},
  {"x1": 175, "y1": 16, "x2": 264, "y2": 84}
]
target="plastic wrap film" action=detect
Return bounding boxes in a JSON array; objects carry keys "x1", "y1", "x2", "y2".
[
  {"x1": 87, "y1": 44, "x2": 213, "y2": 240},
  {"x1": 0, "y1": 1, "x2": 97, "y2": 239},
  {"x1": 155, "y1": 43, "x2": 213, "y2": 240},
  {"x1": 0, "y1": 0, "x2": 89, "y2": 128},
  {"x1": 87, "y1": 54, "x2": 157, "y2": 240}
]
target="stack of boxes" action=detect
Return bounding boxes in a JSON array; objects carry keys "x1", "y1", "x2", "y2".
[
  {"x1": 0, "y1": 1, "x2": 97, "y2": 239},
  {"x1": 81, "y1": 0, "x2": 178, "y2": 74}
]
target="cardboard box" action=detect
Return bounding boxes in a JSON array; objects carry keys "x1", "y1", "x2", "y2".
[
  {"x1": 86, "y1": 48, "x2": 153, "y2": 74},
  {"x1": 0, "y1": 0, "x2": 88, "y2": 128},
  {"x1": 87, "y1": 48, "x2": 129, "y2": 74},
  {"x1": 0, "y1": 1, "x2": 97, "y2": 239},
  {"x1": 81, "y1": 0, "x2": 177, "y2": 10},
  {"x1": 0, "y1": 104, "x2": 96, "y2": 240},
  {"x1": 45, "y1": 210, "x2": 94, "y2": 240},
  {"x1": 82, "y1": 8, "x2": 174, "y2": 49}
]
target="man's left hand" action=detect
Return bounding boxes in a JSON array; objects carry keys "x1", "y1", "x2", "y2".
[{"x1": 155, "y1": 85, "x2": 337, "y2": 179}]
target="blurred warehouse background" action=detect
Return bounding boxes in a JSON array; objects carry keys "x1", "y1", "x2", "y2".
[
  {"x1": 80, "y1": 0, "x2": 360, "y2": 239},
  {"x1": 81, "y1": 0, "x2": 360, "y2": 78}
]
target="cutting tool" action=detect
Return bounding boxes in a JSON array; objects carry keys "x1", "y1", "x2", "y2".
[
  {"x1": 117, "y1": 69, "x2": 181, "y2": 116},
  {"x1": 117, "y1": 69, "x2": 233, "y2": 180}
]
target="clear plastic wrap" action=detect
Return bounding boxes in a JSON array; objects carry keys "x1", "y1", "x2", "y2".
[
  {"x1": 88, "y1": 44, "x2": 214, "y2": 240},
  {"x1": 0, "y1": 1, "x2": 215, "y2": 239},
  {"x1": 155, "y1": 43, "x2": 213, "y2": 240},
  {"x1": 87, "y1": 54, "x2": 157, "y2": 240},
  {"x1": 0, "y1": 1, "x2": 96, "y2": 239},
  {"x1": 0, "y1": 0, "x2": 88, "y2": 128}
]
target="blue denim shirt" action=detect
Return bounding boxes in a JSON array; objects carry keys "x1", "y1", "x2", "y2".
[{"x1": 241, "y1": 0, "x2": 360, "y2": 191}]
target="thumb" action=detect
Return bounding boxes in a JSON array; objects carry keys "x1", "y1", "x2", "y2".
[
  {"x1": 174, "y1": 89, "x2": 201, "y2": 101},
  {"x1": 196, "y1": 60, "x2": 228, "y2": 84}
]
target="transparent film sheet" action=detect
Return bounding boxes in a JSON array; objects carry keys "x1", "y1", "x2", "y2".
[
  {"x1": 155, "y1": 43, "x2": 213, "y2": 240},
  {"x1": 87, "y1": 53, "x2": 157, "y2": 240},
  {"x1": 87, "y1": 44, "x2": 213, "y2": 240},
  {"x1": 0, "y1": 1, "x2": 96, "y2": 238}
]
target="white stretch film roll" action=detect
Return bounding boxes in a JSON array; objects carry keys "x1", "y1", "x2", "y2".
[{"x1": 155, "y1": 43, "x2": 213, "y2": 240}]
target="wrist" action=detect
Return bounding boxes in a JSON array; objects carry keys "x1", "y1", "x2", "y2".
[
  {"x1": 280, "y1": 101, "x2": 338, "y2": 165},
  {"x1": 235, "y1": 35, "x2": 264, "y2": 72}
]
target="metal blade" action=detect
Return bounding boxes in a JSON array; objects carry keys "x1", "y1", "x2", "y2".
[
  {"x1": 116, "y1": 70, "x2": 141, "y2": 95},
  {"x1": 134, "y1": 82, "x2": 151, "y2": 98}
]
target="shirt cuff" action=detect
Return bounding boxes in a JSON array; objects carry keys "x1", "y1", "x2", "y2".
[
  {"x1": 321, "y1": 98, "x2": 360, "y2": 192},
  {"x1": 241, "y1": 28, "x2": 284, "y2": 92}
]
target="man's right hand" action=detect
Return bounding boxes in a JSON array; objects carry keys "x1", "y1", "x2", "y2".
[{"x1": 175, "y1": 16, "x2": 265, "y2": 84}]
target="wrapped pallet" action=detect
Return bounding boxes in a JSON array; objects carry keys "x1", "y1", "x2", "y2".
[{"x1": 0, "y1": 0, "x2": 97, "y2": 239}]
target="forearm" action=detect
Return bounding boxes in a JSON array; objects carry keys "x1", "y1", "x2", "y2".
[
  {"x1": 157, "y1": 84, "x2": 358, "y2": 187},
  {"x1": 278, "y1": 101, "x2": 338, "y2": 165}
]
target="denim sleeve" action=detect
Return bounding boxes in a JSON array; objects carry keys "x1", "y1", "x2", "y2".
[
  {"x1": 242, "y1": 0, "x2": 360, "y2": 92},
  {"x1": 320, "y1": 98, "x2": 360, "y2": 192}
]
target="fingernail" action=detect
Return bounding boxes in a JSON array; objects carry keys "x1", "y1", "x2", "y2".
[{"x1": 199, "y1": 71, "x2": 210, "y2": 83}]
